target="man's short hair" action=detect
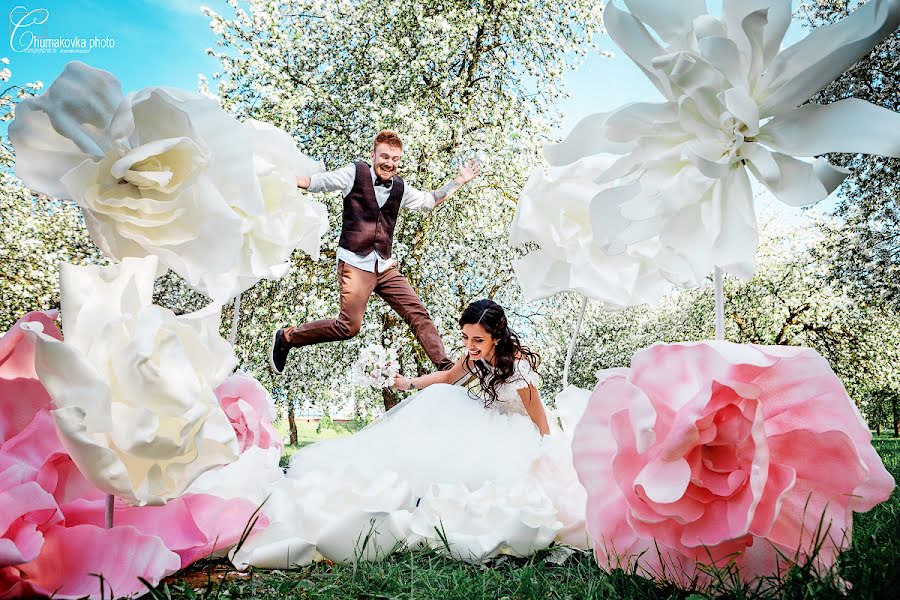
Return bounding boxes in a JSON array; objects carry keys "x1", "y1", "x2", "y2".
[{"x1": 373, "y1": 130, "x2": 403, "y2": 151}]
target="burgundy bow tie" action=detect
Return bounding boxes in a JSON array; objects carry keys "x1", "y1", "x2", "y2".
[{"x1": 374, "y1": 176, "x2": 392, "y2": 188}]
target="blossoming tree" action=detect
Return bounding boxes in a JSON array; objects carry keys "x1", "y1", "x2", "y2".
[{"x1": 200, "y1": 0, "x2": 606, "y2": 413}]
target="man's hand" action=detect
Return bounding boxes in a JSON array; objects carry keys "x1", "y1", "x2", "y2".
[
  {"x1": 456, "y1": 158, "x2": 481, "y2": 185},
  {"x1": 432, "y1": 158, "x2": 481, "y2": 206},
  {"x1": 296, "y1": 175, "x2": 311, "y2": 189}
]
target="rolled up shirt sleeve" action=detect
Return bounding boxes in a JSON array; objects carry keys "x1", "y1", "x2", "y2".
[
  {"x1": 308, "y1": 163, "x2": 355, "y2": 195},
  {"x1": 400, "y1": 184, "x2": 437, "y2": 211}
]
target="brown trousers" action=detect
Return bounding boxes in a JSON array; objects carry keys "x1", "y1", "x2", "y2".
[{"x1": 283, "y1": 261, "x2": 453, "y2": 370}]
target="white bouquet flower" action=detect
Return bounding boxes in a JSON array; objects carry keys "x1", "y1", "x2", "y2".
[{"x1": 352, "y1": 344, "x2": 399, "y2": 388}]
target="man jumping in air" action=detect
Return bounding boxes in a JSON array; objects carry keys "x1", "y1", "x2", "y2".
[{"x1": 270, "y1": 130, "x2": 479, "y2": 375}]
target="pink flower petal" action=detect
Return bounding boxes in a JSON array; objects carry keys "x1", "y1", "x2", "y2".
[
  {"x1": 634, "y1": 458, "x2": 691, "y2": 504},
  {"x1": 215, "y1": 372, "x2": 283, "y2": 453},
  {"x1": 5, "y1": 524, "x2": 179, "y2": 599},
  {"x1": 573, "y1": 340, "x2": 893, "y2": 583},
  {"x1": 0, "y1": 312, "x2": 61, "y2": 445},
  {"x1": 176, "y1": 494, "x2": 269, "y2": 567},
  {"x1": 61, "y1": 497, "x2": 208, "y2": 560},
  {"x1": 0, "y1": 481, "x2": 62, "y2": 567}
]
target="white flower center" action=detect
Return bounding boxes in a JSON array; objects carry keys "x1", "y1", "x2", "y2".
[{"x1": 111, "y1": 136, "x2": 208, "y2": 194}]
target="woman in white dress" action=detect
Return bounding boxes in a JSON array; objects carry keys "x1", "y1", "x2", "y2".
[
  {"x1": 394, "y1": 298, "x2": 550, "y2": 435},
  {"x1": 287, "y1": 299, "x2": 556, "y2": 494},
  {"x1": 229, "y1": 300, "x2": 588, "y2": 569}
]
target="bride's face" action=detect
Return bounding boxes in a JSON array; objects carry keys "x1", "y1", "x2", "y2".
[{"x1": 461, "y1": 323, "x2": 496, "y2": 363}]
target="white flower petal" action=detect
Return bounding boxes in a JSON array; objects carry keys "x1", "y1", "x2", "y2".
[
  {"x1": 109, "y1": 137, "x2": 209, "y2": 194},
  {"x1": 758, "y1": 0, "x2": 900, "y2": 116},
  {"x1": 10, "y1": 61, "x2": 122, "y2": 159},
  {"x1": 748, "y1": 153, "x2": 849, "y2": 207},
  {"x1": 128, "y1": 87, "x2": 264, "y2": 216},
  {"x1": 512, "y1": 155, "x2": 674, "y2": 306},
  {"x1": 620, "y1": 0, "x2": 709, "y2": 45},
  {"x1": 58, "y1": 256, "x2": 157, "y2": 351},
  {"x1": 8, "y1": 104, "x2": 92, "y2": 198},
  {"x1": 760, "y1": 99, "x2": 900, "y2": 158},
  {"x1": 652, "y1": 52, "x2": 727, "y2": 99},
  {"x1": 707, "y1": 169, "x2": 758, "y2": 279},
  {"x1": 697, "y1": 36, "x2": 748, "y2": 90},
  {"x1": 722, "y1": 0, "x2": 791, "y2": 69},
  {"x1": 513, "y1": 251, "x2": 575, "y2": 303},
  {"x1": 241, "y1": 119, "x2": 329, "y2": 269},
  {"x1": 11, "y1": 63, "x2": 287, "y2": 302},
  {"x1": 722, "y1": 88, "x2": 759, "y2": 136},
  {"x1": 603, "y1": 1, "x2": 671, "y2": 97},
  {"x1": 590, "y1": 180, "x2": 642, "y2": 248},
  {"x1": 544, "y1": 111, "x2": 635, "y2": 166},
  {"x1": 604, "y1": 102, "x2": 679, "y2": 143}
]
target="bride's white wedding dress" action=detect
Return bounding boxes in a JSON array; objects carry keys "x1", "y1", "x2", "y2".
[{"x1": 208, "y1": 361, "x2": 589, "y2": 569}]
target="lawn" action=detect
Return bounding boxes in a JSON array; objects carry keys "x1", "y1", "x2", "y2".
[{"x1": 146, "y1": 434, "x2": 900, "y2": 600}]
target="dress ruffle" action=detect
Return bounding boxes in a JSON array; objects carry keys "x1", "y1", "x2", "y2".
[{"x1": 226, "y1": 383, "x2": 588, "y2": 567}]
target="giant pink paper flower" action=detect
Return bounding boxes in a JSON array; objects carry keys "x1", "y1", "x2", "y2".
[
  {"x1": 215, "y1": 371, "x2": 283, "y2": 453},
  {"x1": 572, "y1": 341, "x2": 895, "y2": 583},
  {"x1": 1, "y1": 312, "x2": 267, "y2": 597}
]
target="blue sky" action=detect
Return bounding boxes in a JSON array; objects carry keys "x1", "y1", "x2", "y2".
[
  {"x1": 4, "y1": 1, "x2": 230, "y2": 95},
  {"x1": 5, "y1": 0, "x2": 811, "y2": 129}
]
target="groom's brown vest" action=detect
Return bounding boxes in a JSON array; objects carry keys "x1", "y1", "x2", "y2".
[{"x1": 339, "y1": 161, "x2": 405, "y2": 259}]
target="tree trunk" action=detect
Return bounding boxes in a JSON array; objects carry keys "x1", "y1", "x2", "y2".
[
  {"x1": 287, "y1": 400, "x2": 299, "y2": 446},
  {"x1": 893, "y1": 395, "x2": 899, "y2": 438},
  {"x1": 875, "y1": 422, "x2": 882, "y2": 436},
  {"x1": 382, "y1": 387, "x2": 399, "y2": 412}
]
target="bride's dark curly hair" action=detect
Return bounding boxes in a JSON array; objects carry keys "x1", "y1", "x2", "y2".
[{"x1": 459, "y1": 299, "x2": 541, "y2": 408}]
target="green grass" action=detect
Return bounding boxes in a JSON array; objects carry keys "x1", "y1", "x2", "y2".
[{"x1": 144, "y1": 435, "x2": 900, "y2": 600}]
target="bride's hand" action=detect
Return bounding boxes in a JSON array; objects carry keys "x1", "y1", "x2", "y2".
[{"x1": 393, "y1": 374, "x2": 413, "y2": 391}]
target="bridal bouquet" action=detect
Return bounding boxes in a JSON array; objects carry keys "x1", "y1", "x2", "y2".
[{"x1": 352, "y1": 344, "x2": 399, "y2": 388}]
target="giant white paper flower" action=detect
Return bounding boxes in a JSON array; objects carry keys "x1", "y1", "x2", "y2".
[
  {"x1": 546, "y1": 0, "x2": 900, "y2": 281},
  {"x1": 510, "y1": 155, "x2": 690, "y2": 306},
  {"x1": 9, "y1": 62, "x2": 328, "y2": 301},
  {"x1": 229, "y1": 120, "x2": 328, "y2": 294},
  {"x1": 22, "y1": 256, "x2": 240, "y2": 506}
]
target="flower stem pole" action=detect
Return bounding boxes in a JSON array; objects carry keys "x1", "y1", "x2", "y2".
[
  {"x1": 714, "y1": 267, "x2": 725, "y2": 341},
  {"x1": 105, "y1": 494, "x2": 114, "y2": 528},
  {"x1": 563, "y1": 296, "x2": 588, "y2": 390},
  {"x1": 229, "y1": 293, "x2": 241, "y2": 347}
]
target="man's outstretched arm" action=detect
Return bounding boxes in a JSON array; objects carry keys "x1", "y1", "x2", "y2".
[
  {"x1": 296, "y1": 163, "x2": 356, "y2": 193},
  {"x1": 431, "y1": 159, "x2": 480, "y2": 207}
]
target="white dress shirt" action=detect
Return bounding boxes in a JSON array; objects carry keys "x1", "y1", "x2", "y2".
[{"x1": 308, "y1": 164, "x2": 436, "y2": 273}]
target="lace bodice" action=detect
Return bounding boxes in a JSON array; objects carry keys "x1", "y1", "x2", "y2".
[{"x1": 482, "y1": 359, "x2": 542, "y2": 417}]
